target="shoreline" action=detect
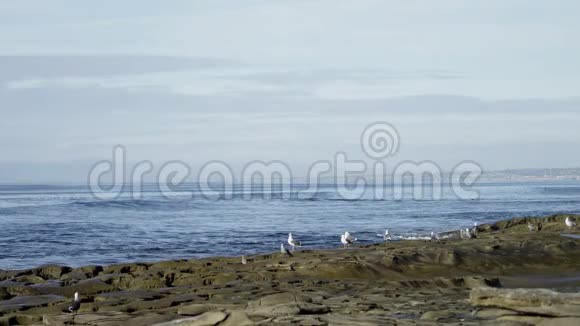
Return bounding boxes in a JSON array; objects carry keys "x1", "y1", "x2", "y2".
[
  {"x1": 2, "y1": 213, "x2": 578, "y2": 273},
  {"x1": 1, "y1": 214, "x2": 579, "y2": 325}
]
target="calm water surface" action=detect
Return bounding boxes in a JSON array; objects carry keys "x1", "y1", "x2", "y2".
[{"x1": 1, "y1": 181, "x2": 579, "y2": 270}]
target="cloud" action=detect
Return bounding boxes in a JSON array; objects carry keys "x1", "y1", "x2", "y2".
[{"x1": 0, "y1": 55, "x2": 236, "y2": 87}]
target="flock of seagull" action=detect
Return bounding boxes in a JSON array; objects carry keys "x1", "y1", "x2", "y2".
[
  {"x1": 64, "y1": 217, "x2": 577, "y2": 323},
  {"x1": 280, "y1": 217, "x2": 579, "y2": 255}
]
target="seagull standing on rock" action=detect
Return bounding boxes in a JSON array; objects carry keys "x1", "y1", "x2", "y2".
[
  {"x1": 430, "y1": 231, "x2": 439, "y2": 242},
  {"x1": 383, "y1": 229, "x2": 392, "y2": 241},
  {"x1": 68, "y1": 292, "x2": 81, "y2": 324},
  {"x1": 341, "y1": 232, "x2": 357, "y2": 248},
  {"x1": 281, "y1": 244, "x2": 293, "y2": 256},
  {"x1": 344, "y1": 232, "x2": 357, "y2": 243},
  {"x1": 460, "y1": 228, "x2": 473, "y2": 240},
  {"x1": 287, "y1": 233, "x2": 302, "y2": 252},
  {"x1": 528, "y1": 223, "x2": 536, "y2": 232},
  {"x1": 565, "y1": 217, "x2": 577, "y2": 229},
  {"x1": 340, "y1": 234, "x2": 350, "y2": 248}
]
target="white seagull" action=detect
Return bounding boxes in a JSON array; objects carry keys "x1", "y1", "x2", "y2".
[
  {"x1": 68, "y1": 292, "x2": 81, "y2": 324},
  {"x1": 241, "y1": 255, "x2": 247, "y2": 265},
  {"x1": 280, "y1": 243, "x2": 293, "y2": 256},
  {"x1": 460, "y1": 228, "x2": 473, "y2": 240},
  {"x1": 430, "y1": 231, "x2": 439, "y2": 242},
  {"x1": 528, "y1": 223, "x2": 536, "y2": 232},
  {"x1": 340, "y1": 234, "x2": 350, "y2": 248},
  {"x1": 287, "y1": 233, "x2": 302, "y2": 252},
  {"x1": 383, "y1": 229, "x2": 392, "y2": 241},
  {"x1": 344, "y1": 231, "x2": 357, "y2": 243},
  {"x1": 565, "y1": 217, "x2": 577, "y2": 229}
]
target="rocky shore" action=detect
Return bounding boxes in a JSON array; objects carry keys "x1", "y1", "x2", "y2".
[{"x1": 1, "y1": 214, "x2": 579, "y2": 325}]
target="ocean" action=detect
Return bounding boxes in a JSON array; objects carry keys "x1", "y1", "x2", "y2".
[{"x1": 1, "y1": 181, "x2": 579, "y2": 270}]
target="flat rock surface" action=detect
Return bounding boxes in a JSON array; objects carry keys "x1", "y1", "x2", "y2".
[
  {"x1": 471, "y1": 287, "x2": 580, "y2": 317},
  {"x1": 0, "y1": 214, "x2": 578, "y2": 325}
]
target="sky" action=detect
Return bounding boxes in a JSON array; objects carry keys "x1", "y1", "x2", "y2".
[{"x1": 0, "y1": 0, "x2": 579, "y2": 182}]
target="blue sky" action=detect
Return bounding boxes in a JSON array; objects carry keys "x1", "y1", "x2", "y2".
[{"x1": 0, "y1": 1, "x2": 579, "y2": 182}]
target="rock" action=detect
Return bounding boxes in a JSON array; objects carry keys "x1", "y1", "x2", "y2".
[
  {"x1": 474, "y1": 308, "x2": 520, "y2": 319},
  {"x1": 220, "y1": 310, "x2": 254, "y2": 326},
  {"x1": 154, "y1": 312, "x2": 229, "y2": 326},
  {"x1": 463, "y1": 276, "x2": 502, "y2": 288},
  {"x1": 252, "y1": 292, "x2": 309, "y2": 306},
  {"x1": 75, "y1": 265, "x2": 104, "y2": 277},
  {"x1": 245, "y1": 293, "x2": 329, "y2": 317},
  {"x1": 32, "y1": 265, "x2": 72, "y2": 280},
  {"x1": 497, "y1": 315, "x2": 580, "y2": 325},
  {"x1": 14, "y1": 275, "x2": 47, "y2": 284},
  {"x1": 0, "y1": 295, "x2": 66, "y2": 314},
  {"x1": 178, "y1": 304, "x2": 211, "y2": 316},
  {"x1": 94, "y1": 290, "x2": 163, "y2": 308},
  {"x1": 470, "y1": 288, "x2": 580, "y2": 317},
  {"x1": 102, "y1": 263, "x2": 149, "y2": 275},
  {"x1": 190, "y1": 311, "x2": 228, "y2": 326},
  {"x1": 0, "y1": 287, "x2": 12, "y2": 300},
  {"x1": 42, "y1": 312, "x2": 131, "y2": 326},
  {"x1": 420, "y1": 310, "x2": 455, "y2": 320},
  {"x1": 62, "y1": 278, "x2": 117, "y2": 296}
]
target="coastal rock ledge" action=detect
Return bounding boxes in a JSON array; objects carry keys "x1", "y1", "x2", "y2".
[
  {"x1": 0, "y1": 214, "x2": 578, "y2": 325},
  {"x1": 471, "y1": 287, "x2": 580, "y2": 325}
]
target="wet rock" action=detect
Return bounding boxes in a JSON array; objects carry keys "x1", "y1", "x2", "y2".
[
  {"x1": 32, "y1": 265, "x2": 72, "y2": 280},
  {"x1": 471, "y1": 287, "x2": 580, "y2": 317}
]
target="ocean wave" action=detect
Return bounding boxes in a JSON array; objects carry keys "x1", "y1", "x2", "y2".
[
  {"x1": 71, "y1": 199, "x2": 205, "y2": 211},
  {"x1": 541, "y1": 186, "x2": 580, "y2": 195}
]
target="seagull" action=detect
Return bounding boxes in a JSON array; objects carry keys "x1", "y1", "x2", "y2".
[
  {"x1": 344, "y1": 231, "x2": 357, "y2": 243},
  {"x1": 472, "y1": 222, "x2": 478, "y2": 236},
  {"x1": 340, "y1": 234, "x2": 350, "y2": 248},
  {"x1": 280, "y1": 244, "x2": 293, "y2": 256},
  {"x1": 460, "y1": 228, "x2": 473, "y2": 240},
  {"x1": 68, "y1": 292, "x2": 81, "y2": 324},
  {"x1": 241, "y1": 255, "x2": 247, "y2": 265},
  {"x1": 287, "y1": 233, "x2": 302, "y2": 252},
  {"x1": 430, "y1": 231, "x2": 439, "y2": 242},
  {"x1": 466, "y1": 228, "x2": 474, "y2": 239},
  {"x1": 565, "y1": 217, "x2": 577, "y2": 229},
  {"x1": 383, "y1": 229, "x2": 392, "y2": 241},
  {"x1": 528, "y1": 223, "x2": 536, "y2": 232}
]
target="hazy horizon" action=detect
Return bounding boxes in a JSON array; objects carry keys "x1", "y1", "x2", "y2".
[{"x1": 1, "y1": 1, "x2": 579, "y2": 183}]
